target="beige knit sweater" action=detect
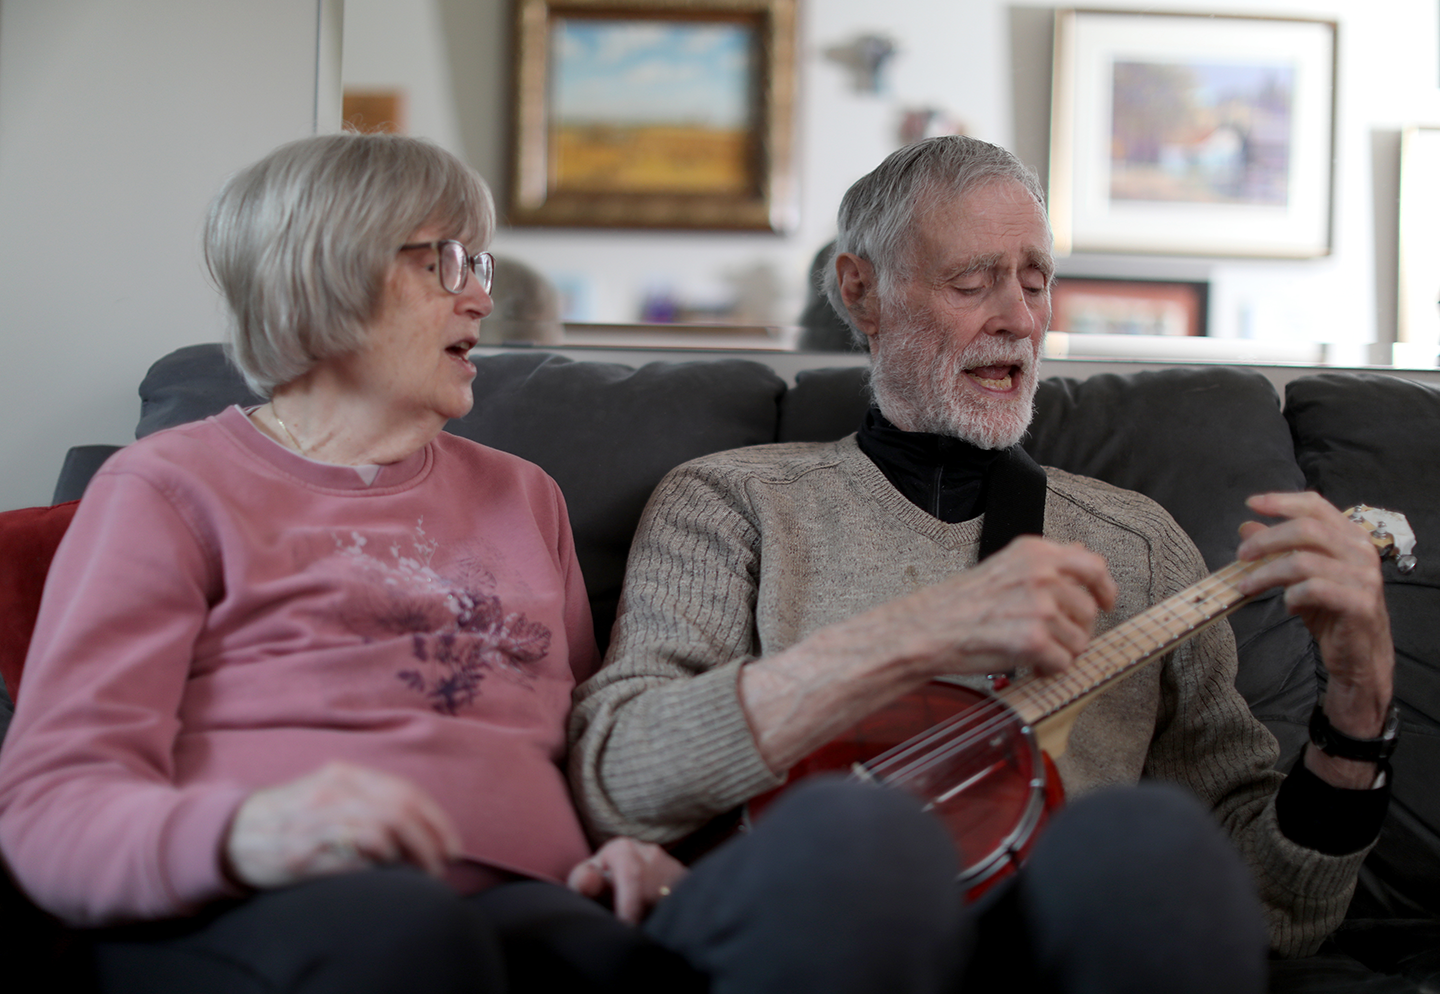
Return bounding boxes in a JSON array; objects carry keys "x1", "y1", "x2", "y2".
[{"x1": 569, "y1": 436, "x2": 1368, "y2": 956}]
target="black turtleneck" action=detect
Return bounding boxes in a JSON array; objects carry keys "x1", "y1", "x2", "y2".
[{"x1": 855, "y1": 407, "x2": 1004, "y2": 523}]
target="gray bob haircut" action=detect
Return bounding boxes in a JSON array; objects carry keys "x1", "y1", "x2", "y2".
[
  {"x1": 822, "y1": 136, "x2": 1047, "y2": 345},
  {"x1": 204, "y1": 132, "x2": 495, "y2": 396}
]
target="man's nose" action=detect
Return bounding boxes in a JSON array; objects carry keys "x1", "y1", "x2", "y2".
[{"x1": 990, "y1": 279, "x2": 1043, "y2": 339}]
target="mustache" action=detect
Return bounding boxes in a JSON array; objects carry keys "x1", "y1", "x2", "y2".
[{"x1": 951, "y1": 338, "x2": 1036, "y2": 370}]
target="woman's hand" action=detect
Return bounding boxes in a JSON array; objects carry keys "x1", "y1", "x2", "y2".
[
  {"x1": 224, "y1": 761, "x2": 462, "y2": 890},
  {"x1": 566, "y1": 837, "x2": 690, "y2": 924}
]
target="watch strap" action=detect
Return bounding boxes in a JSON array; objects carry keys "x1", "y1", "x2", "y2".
[{"x1": 1309, "y1": 700, "x2": 1400, "y2": 763}]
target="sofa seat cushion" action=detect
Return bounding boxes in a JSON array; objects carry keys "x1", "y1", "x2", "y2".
[{"x1": 1285, "y1": 373, "x2": 1440, "y2": 919}]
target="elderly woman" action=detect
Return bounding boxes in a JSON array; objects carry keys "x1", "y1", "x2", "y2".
[{"x1": 0, "y1": 134, "x2": 960, "y2": 994}]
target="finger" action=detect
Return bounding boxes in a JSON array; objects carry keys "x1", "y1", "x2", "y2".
[
  {"x1": 1016, "y1": 580, "x2": 1099, "y2": 661},
  {"x1": 1237, "y1": 520, "x2": 1384, "y2": 601},
  {"x1": 381, "y1": 810, "x2": 453, "y2": 877},
  {"x1": 606, "y1": 857, "x2": 646, "y2": 925},
  {"x1": 1055, "y1": 544, "x2": 1118, "y2": 611},
  {"x1": 1246, "y1": 490, "x2": 1333, "y2": 520},
  {"x1": 1026, "y1": 630, "x2": 1087, "y2": 677},
  {"x1": 1276, "y1": 571, "x2": 1380, "y2": 620},
  {"x1": 591, "y1": 839, "x2": 646, "y2": 923},
  {"x1": 347, "y1": 768, "x2": 464, "y2": 867},
  {"x1": 1048, "y1": 579, "x2": 1103, "y2": 635},
  {"x1": 1237, "y1": 515, "x2": 1367, "y2": 567},
  {"x1": 1237, "y1": 520, "x2": 1267, "y2": 544},
  {"x1": 987, "y1": 617, "x2": 1088, "y2": 677},
  {"x1": 1240, "y1": 492, "x2": 1371, "y2": 551},
  {"x1": 567, "y1": 859, "x2": 603, "y2": 897}
]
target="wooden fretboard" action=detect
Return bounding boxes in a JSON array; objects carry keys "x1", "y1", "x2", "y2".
[{"x1": 998, "y1": 552, "x2": 1282, "y2": 728}]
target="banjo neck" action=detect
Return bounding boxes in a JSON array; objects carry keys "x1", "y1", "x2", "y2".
[
  {"x1": 996, "y1": 553, "x2": 1277, "y2": 732},
  {"x1": 994, "y1": 502, "x2": 1415, "y2": 750}
]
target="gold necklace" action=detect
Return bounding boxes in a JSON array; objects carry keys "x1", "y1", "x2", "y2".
[{"x1": 270, "y1": 404, "x2": 308, "y2": 456}]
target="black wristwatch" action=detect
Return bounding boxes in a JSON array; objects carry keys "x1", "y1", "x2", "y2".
[{"x1": 1308, "y1": 700, "x2": 1400, "y2": 763}]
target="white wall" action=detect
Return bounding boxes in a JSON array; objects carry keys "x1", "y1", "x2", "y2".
[
  {"x1": 0, "y1": 0, "x2": 330, "y2": 511},
  {"x1": 345, "y1": 0, "x2": 1440, "y2": 346},
  {"x1": 3, "y1": 0, "x2": 1438, "y2": 510}
]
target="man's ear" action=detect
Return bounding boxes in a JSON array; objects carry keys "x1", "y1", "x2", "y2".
[{"x1": 836, "y1": 253, "x2": 881, "y2": 342}]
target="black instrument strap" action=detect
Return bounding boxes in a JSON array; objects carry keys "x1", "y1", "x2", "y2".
[{"x1": 977, "y1": 446, "x2": 1048, "y2": 561}]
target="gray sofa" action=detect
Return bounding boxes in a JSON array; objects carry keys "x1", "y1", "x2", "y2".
[{"x1": 4, "y1": 343, "x2": 1439, "y2": 990}]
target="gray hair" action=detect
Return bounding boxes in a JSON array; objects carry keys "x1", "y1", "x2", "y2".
[
  {"x1": 822, "y1": 136, "x2": 1047, "y2": 347},
  {"x1": 204, "y1": 132, "x2": 495, "y2": 396}
]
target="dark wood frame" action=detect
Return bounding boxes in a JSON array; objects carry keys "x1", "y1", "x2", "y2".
[{"x1": 509, "y1": 0, "x2": 798, "y2": 231}]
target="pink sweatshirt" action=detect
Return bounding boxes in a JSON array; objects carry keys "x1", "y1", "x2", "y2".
[{"x1": 0, "y1": 406, "x2": 598, "y2": 926}]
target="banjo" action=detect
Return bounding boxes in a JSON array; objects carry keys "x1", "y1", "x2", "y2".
[{"x1": 746, "y1": 504, "x2": 1416, "y2": 898}]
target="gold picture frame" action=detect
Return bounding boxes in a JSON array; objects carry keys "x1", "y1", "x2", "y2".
[{"x1": 509, "y1": 0, "x2": 797, "y2": 231}]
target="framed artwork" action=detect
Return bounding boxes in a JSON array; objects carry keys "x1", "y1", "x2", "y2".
[
  {"x1": 1398, "y1": 126, "x2": 1440, "y2": 356},
  {"x1": 1051, "y1": 277, "x2": 1208, "y2": 337},
  {"x1": 510, "y1": 0, "x2": 797, "y2": 231},
  {"x1": 1050, "y1": 10, "x2": 1336, "y2": 258},
  {"x1": 342, "y1": 89, "x2": 406, "y2": 134}
]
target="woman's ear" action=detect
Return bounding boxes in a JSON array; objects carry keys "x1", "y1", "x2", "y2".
[{"x1": 836, "y1": 253, "x2": 881, "y2": 342}]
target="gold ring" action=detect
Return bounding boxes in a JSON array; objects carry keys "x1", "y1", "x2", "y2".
[{"x1": 325, "y1": 831, "x2": 358, "y2": 861}]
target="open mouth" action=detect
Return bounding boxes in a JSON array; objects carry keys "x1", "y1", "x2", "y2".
[
  {"x1": 964, "y1": 363, "x2": 1022, "y2": 392},
  {"x1": 445, "y1": 337, "x2": 478, "y2": 374},
  {"x1": 446, "y1": 337, "x2": 477, "y2": 359}
]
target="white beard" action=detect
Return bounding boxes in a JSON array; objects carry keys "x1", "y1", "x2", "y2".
[{"x1": 870, "y1": 319, "x2": 1042, "y2": 450}]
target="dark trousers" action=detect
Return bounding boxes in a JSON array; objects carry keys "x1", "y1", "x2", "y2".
[
  {"x1": 90, "y1": 779, "x2": 962, "y2": 994},
  {"x1": 962, "y1": 781, "x2": 1269, "y2": 994},
  {"x1": 88, "y1": 780, "x2": 1267, "y2": 994}
]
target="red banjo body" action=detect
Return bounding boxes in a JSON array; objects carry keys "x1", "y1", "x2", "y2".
[{"x1": 748, "y1": 681, "x2": 1065, "y2": 900}]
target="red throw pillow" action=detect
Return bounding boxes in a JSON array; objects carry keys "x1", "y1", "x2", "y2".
[{"x1": 0, "y1": 501, "x2": 79, "y2": 700}]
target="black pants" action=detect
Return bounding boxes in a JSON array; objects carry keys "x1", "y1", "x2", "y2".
[
  {"x1": 89, "y1": 780, "x2": 1266, "y2": 994},
  {"x1": 90, "y1": 779, "x2": 962, "y2": 994},
  {"x1": 961, "y1": 781, "x2": 1269, "y2": 994}
]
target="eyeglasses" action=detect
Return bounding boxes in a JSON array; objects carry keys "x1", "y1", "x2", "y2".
[{"x1": 399, "y1": 240, "x2": 494, "y2": 295}]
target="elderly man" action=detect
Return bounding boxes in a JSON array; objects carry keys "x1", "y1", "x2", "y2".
[{"x1": 570, "y1": 137, "x2": 1393, "y2": 984}]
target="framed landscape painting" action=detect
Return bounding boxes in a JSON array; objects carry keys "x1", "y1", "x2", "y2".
[
  {"x1": 510, "y1": 0, "x2": 797, "y2": 231},
  {"x1": 1049, "y1": 10, "x2": 1336, "y2": 258}
]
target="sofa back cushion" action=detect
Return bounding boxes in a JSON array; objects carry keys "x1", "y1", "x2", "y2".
[
  {"x1": 136, "y1": 345, "x2": 786, "y2": 649},
  {"x1": 136, "y1": 343, "x2": 263, "y2": 437},
  {"x1": 777, "y1": 365, "x2": 872, "y2": 442},
  {"x1": 1285, "y1": 372, "x2": 1440, "y2": 918}
]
